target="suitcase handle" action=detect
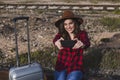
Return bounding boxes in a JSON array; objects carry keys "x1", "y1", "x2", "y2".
[
  {"x1": 13, "y1": 16, "x2": 29, "y2": 22},
  {"x1": 13, "y1": 16, "x2": 31, "y2": 67}
]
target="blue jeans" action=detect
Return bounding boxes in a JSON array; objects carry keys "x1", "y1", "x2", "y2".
[{"x1": 54, "y1": 70, "x2": 83, "y2": 80}]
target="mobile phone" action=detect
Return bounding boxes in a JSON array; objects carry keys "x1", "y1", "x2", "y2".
[{"x1": 61, "y1": 40, "x2": 77, "y2": 48}]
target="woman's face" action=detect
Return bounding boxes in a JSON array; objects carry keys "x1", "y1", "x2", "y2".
[{"x1": 64, "y1": 19, "x2": 75, "y2": 34}]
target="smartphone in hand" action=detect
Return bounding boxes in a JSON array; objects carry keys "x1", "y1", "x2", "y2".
[{"x1": 61, "y1": 40, "x2": 77, "y2": 48}]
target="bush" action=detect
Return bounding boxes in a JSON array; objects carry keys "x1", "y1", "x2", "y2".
[
  {"x1": 84, "y1": 47, "x2": 120, "y2": 70},
  {"x1": 100, "y1": 17, "x2": 120, "y2": 31},
  {"x1": 100, "y1": 49, "x2": 120, "y2": 69}
]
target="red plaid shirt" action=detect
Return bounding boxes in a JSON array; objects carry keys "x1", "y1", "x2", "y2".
[{"x1": 53, "y1": 31, "x2": 90, "y2": 74}]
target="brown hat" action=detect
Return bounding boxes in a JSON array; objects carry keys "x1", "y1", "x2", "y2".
[{"x1": 55, "y1": 10, "x2": 83, "y2": 27}]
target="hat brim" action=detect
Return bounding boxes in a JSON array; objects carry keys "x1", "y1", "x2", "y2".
[{"x1": 55, "y1": 17, "x2": 83, "y2": 28}]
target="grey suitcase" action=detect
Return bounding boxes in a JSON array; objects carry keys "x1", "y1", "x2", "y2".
[{"x1": 9, "y1": 17, "x2": 44, "y2": 80}]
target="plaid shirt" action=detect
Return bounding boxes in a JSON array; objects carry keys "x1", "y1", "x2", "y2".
[{"x1": 53, "y1": 31, "x2": 90, "y2": 74}]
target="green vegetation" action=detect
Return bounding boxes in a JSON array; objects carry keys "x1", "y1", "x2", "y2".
[
  {"x1": 100, "y1": 17, "x2": 120, "y2": 31},
  {"x1": 1, "y1": 46, "x2": 120, "y2": 71},
  {"x1": 113, "y1": 9, "x2": 120, "y2": 14},
  {"x1": 54, "y1": 0, "x2": 120, "y2": 3},
  {"x1": 99, "y1": 0, "x2": 120, "y2": 2},
  {"x1": 57, "y1": 0, "x2": 78, "y2": 3},
  {"x1": 17, "y1": 47, "x2": 57, "y2": 69},
  {"x1": 84, "y1": 47, "x2": 120, "y2": 70},
  {"x1": 100, "y1": 49, "x2": 120, "y2": 69},
  {"x1": 83, "y1": 48, "x2": 103, "y2": 69},
  {"x1": 56, "y1": 0, "x2": 120, "y2": 3},
  {"x1": 18, "y1": 0, "x2": 36, "y2": 3},
  {"x1": 89, "y1": 0, "x2": 120, "y2": 3},
  {"x1": 12, "y1": 46, "x2": 119, "y2": 70}
]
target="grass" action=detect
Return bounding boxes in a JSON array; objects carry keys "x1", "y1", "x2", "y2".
[
  {"x1": 83, "y1": 48, "x2": 103, "y2": 69},
  {"x1": 100, "y1": 17, "x2": 120, "y2": 31},
  {"x1": 100, "y1": 49, "x2": 120, "y2": 69},
  {"x1": 113, "y1": 9, "x2": 120, "y2": 14},
  {"x1": 18, "y1": 0, "x2": 37, "y2": 4},
  {"x1": 84, "y1": 47, "x2": 120, "y2": 70},
  {"x1": 1, "y1": 45, "x2": 120, "y2": 72},
  {"x1": 99, "y1": 0, "x2": 120, "y2": 2},
  {"x1": 55, "y1": 0, "x2": 120, "y2": 3},
  {"x1": 10, "y1": 46, "x2": 119, "y2": 71},
  {"x1": 15, "y1": 46, "x2": 57, "y2": 69}
]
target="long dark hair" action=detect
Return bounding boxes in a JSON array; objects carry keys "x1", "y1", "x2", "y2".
[{"x1": 58, "y1": 19, "x2": 81, "y2": 40}]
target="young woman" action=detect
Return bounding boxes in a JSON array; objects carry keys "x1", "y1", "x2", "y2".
[{"x1": 53, "y1": 10, "x2": 90, "y2": 80}]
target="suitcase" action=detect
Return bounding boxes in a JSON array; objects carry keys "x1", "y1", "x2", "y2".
[{"x1": 9, "y1": 16, "x2": 44, "y2": 80}]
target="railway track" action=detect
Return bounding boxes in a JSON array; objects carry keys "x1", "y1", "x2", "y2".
[{"x1": 0, "y1": 3, "x2": 120, "y2": 11}]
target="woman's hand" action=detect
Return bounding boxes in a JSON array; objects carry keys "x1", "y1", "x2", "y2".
[
  {"x1": 72, "y1": 38, "x2": 84, "y2": 49},
  {"x1": 55, "y1": 37, "x2": 64, "y2": 49}
]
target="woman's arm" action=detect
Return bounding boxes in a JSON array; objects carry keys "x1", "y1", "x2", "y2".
[
  {"x1": 79, "y1": 31, "x2": 90, "y2": 49},
  {"x1": 53, "y1": 33, "x2": 61, "y2": 44},
  {"x1": 53, "y1": 33, "x2": 63, "y2": 49}
]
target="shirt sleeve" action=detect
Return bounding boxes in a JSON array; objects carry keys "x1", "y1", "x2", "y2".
[
  {"x1": 79, "y1": 31, "x2": 90, "y2": 49},
  {"x1": 53, "y1": 33, "x2": 62, "y2": 45}
]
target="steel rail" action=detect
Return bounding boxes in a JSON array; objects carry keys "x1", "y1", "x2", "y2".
[{"x1": 0, "y1": 3, "x2": 120, "y2": 11}]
